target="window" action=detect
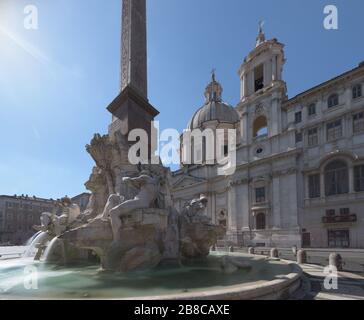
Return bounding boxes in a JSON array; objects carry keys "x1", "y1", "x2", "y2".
[
  {"x1": 256, "y1": 147, "x2": 264, "y2": 155},
  {"x1": 253, "y1": 116, "x2": 268, "y2": 138},
  {"x1": 353, "y1": 112, "x2": 364, "y2": 134},
  {"x1": 328, "y1": 230, "x2": 350, "y2": 248},
  {"x1": 295, "y1": 111, "x2": 302, "y2": 124},
  {"x1": 328, "y1": 94, "x2": 339, "y2": 108},
  {"x1": 295, "y1": 132, "x2": 303, "y2": 143},
  {"x1": 308, "y1": 174, "x2": 320, "y2": 198},
  {"x1": 302, "y1": 233, "x2": 311, "y2": 248},
  {"x1": 255, "y1": 187, "x2": 266, "y2": 203},
  {"x1": 256, "y1": 213, "x2": 266, "y2": 230},
  {"x1": 340, "y1": 208, "x2": 350, "y2": 216},
  {"x1": 353, "y1": 84, "x2": 362, "y2": 99},
  {"x1": 308, "y1": 128, "x2": 319, "y2": 146},
  {"x1": 224, "y1": 145, "x2": 228, "y2": 156},
  {"x1": 354, "y1": 165, "x2": 364, "y2": 192},
  {"x1": 254, "y1": 64, "x2": 264, "y2": 92},
  {"x1": 326, "y1": 209, "x2": 336, "y2": 217},
  {"x1": 325, "y1": 160, "x2": 349, "y2": 196},
  {"x1": 327, "y1": 119, "x2": 342, "y2": 141},
  {"x1": 308, "y1": 103, "x2": 316, "y2": 116}
]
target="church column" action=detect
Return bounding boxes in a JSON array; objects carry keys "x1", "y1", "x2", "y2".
[
  {"x1": 241, "y1": 74, "x2": 248, "y2": 100},
  {"x1": 272, "y1": 55, "x2": 277, "y2": 81},
  {"x1": 270, "y1": 95, "x2": 280, "y2": 136},
  {"x1": 263, "y1": 62, "x2": 271, "y2": 87},
  {"x1": 276, "y1": 55, "x2": 283, "y2": 81},
  {"x1": 227, "y1": 183, "x2": 239, "y2": 243},
  {"x1": 320, "y1": 170, "x2": 325, "y2": 199},
  {"x1": 349, "y1": 165, "x2": 355, "y2": 193},
  {"x1": 248, "y1": 71, "x2": 254, "y2": 96},
  {"x1": 272, "y1": 176, "x2": 281, "y2": 229},
  {"x1": 288, "y1": 173, "x2": 299, "y2": 228},
  {"x1": 240, "y1": 183, "x2": 250, "y2": 231},
  {"x1": 240, "y1": 112, "x2": 249, "y2": 145}
]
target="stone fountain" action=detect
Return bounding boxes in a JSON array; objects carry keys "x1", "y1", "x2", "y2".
[
  {"x1": 53, "y1": 163, "x2": 225, "y2": 272},
  {"x1": 27, "y1": 135, "x2": 224, "y2": 272}
]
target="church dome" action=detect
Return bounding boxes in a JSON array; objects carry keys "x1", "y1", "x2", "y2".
[{"x1": 187, "y1": 73, "x2": 239, "y2": 130}]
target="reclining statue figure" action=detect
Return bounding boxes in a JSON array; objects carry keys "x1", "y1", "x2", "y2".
[{"x1": 101, "y1": 170, "x2": 161, "y2": 240}]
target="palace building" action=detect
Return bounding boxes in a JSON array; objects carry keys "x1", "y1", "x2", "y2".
[
  {"x1": 0, "y1": 193, "x2": 90, "y2": 245},
  {"x1": 171, "y1": 27, "x2": 364, "y2": 249},
  {"x1": 0, "y1": 195, "x2": 55, "y2": 245}
]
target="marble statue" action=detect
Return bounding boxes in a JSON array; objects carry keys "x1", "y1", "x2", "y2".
[
  {"x1": 26, "y1": 198, "x2": 81, "y2": 261},
  {"x1": 181, "y1": 195, "x2": 209, "y2": 223},
  {"x1": 34, "y1": 197, "x2": 80, "y2": 237},
  {"x1": 101, "y1": 170, "x2": 160, "y2": 240},
  {"x1": 179, "y1": 195, "x2": 225, "y2": 259}
]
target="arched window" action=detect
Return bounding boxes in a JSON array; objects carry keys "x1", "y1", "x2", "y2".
[
  {"x1": 328, "y1": 94, "x2": 339, "y2": 108},
  {"x1": 253, "y1": 116, "x2": 268, "y2": 138},
  {"x1": 325, "y1": 160, "x2": 349, "y2": 196},
  {"x1": 256, "y1": 213, "x2": 266, "y2": 230}
]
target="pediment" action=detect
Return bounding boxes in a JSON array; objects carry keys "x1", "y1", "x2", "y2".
[{"x1": 172, "y1": 174, "x2": 206, "y2": 189}]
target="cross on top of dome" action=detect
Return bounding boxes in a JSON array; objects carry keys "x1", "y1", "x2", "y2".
[
  {"x1": 256, "y1": 20, "x2": 266, "y2": 47},
  {"x1": 204, "y1": 70, "x2": 223, "y2": 103}
]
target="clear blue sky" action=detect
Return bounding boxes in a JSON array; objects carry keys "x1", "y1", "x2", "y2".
[{"x1": 0, "y1": 0, "x2": 363, "y2": 199}]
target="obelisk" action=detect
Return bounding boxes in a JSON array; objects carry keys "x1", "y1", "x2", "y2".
[
  {"x1": 107, "y1": 0, "x2": 159, "y2": 140},
  {"x1": 120, "y1": 0, "x2": 147, "y2": 97}
]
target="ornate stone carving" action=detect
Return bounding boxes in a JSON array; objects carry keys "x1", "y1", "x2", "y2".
[
  {"x1": 255, "y1": 103, "x2": 265, "y2": 116},
  {"x1": 271, "y1": 167, "x2": 297, "y2": 178},
  {"x1": 102, "y1": 169, "x2": 161, "y2": 240},
  {"x1": 86, "y1": 134, "x2": 115, "y2": 194}
]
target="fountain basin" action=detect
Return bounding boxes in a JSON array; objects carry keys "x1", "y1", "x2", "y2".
[{"x1": 0, "y1": 251, "x2": 301, "y2": 300}]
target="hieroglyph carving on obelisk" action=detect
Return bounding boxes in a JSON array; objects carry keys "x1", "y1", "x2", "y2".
[{"x1": 121, "y1": 0, "x2": 148, "y2": 98}]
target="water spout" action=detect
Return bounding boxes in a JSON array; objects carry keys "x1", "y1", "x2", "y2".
[
  {"x1": 23, "y1": 232, "x2": 52, "y2": 258},
  {"x1": 44, "y1": 237, "x2": 66, "y2": 265}
]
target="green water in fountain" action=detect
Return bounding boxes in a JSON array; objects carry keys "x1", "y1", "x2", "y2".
[{"x1": 0, "y1": 253, "x2": 290, "y2": 299}]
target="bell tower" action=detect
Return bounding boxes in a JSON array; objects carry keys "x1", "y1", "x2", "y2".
[
  {"x1": 238, "y1": 23, "x2": 286, "y2": 102},
  {"x1": 237, "y1": 24, "x2": 287, "y2": 144}
]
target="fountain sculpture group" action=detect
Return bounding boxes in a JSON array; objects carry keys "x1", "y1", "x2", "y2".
[{"x1": 27, "y1": 133, "x2": 225, "y2": 272}]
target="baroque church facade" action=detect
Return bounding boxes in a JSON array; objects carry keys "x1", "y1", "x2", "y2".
[{"x1": 171, "y1": 28, "x2": 364, "y2": 249}]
